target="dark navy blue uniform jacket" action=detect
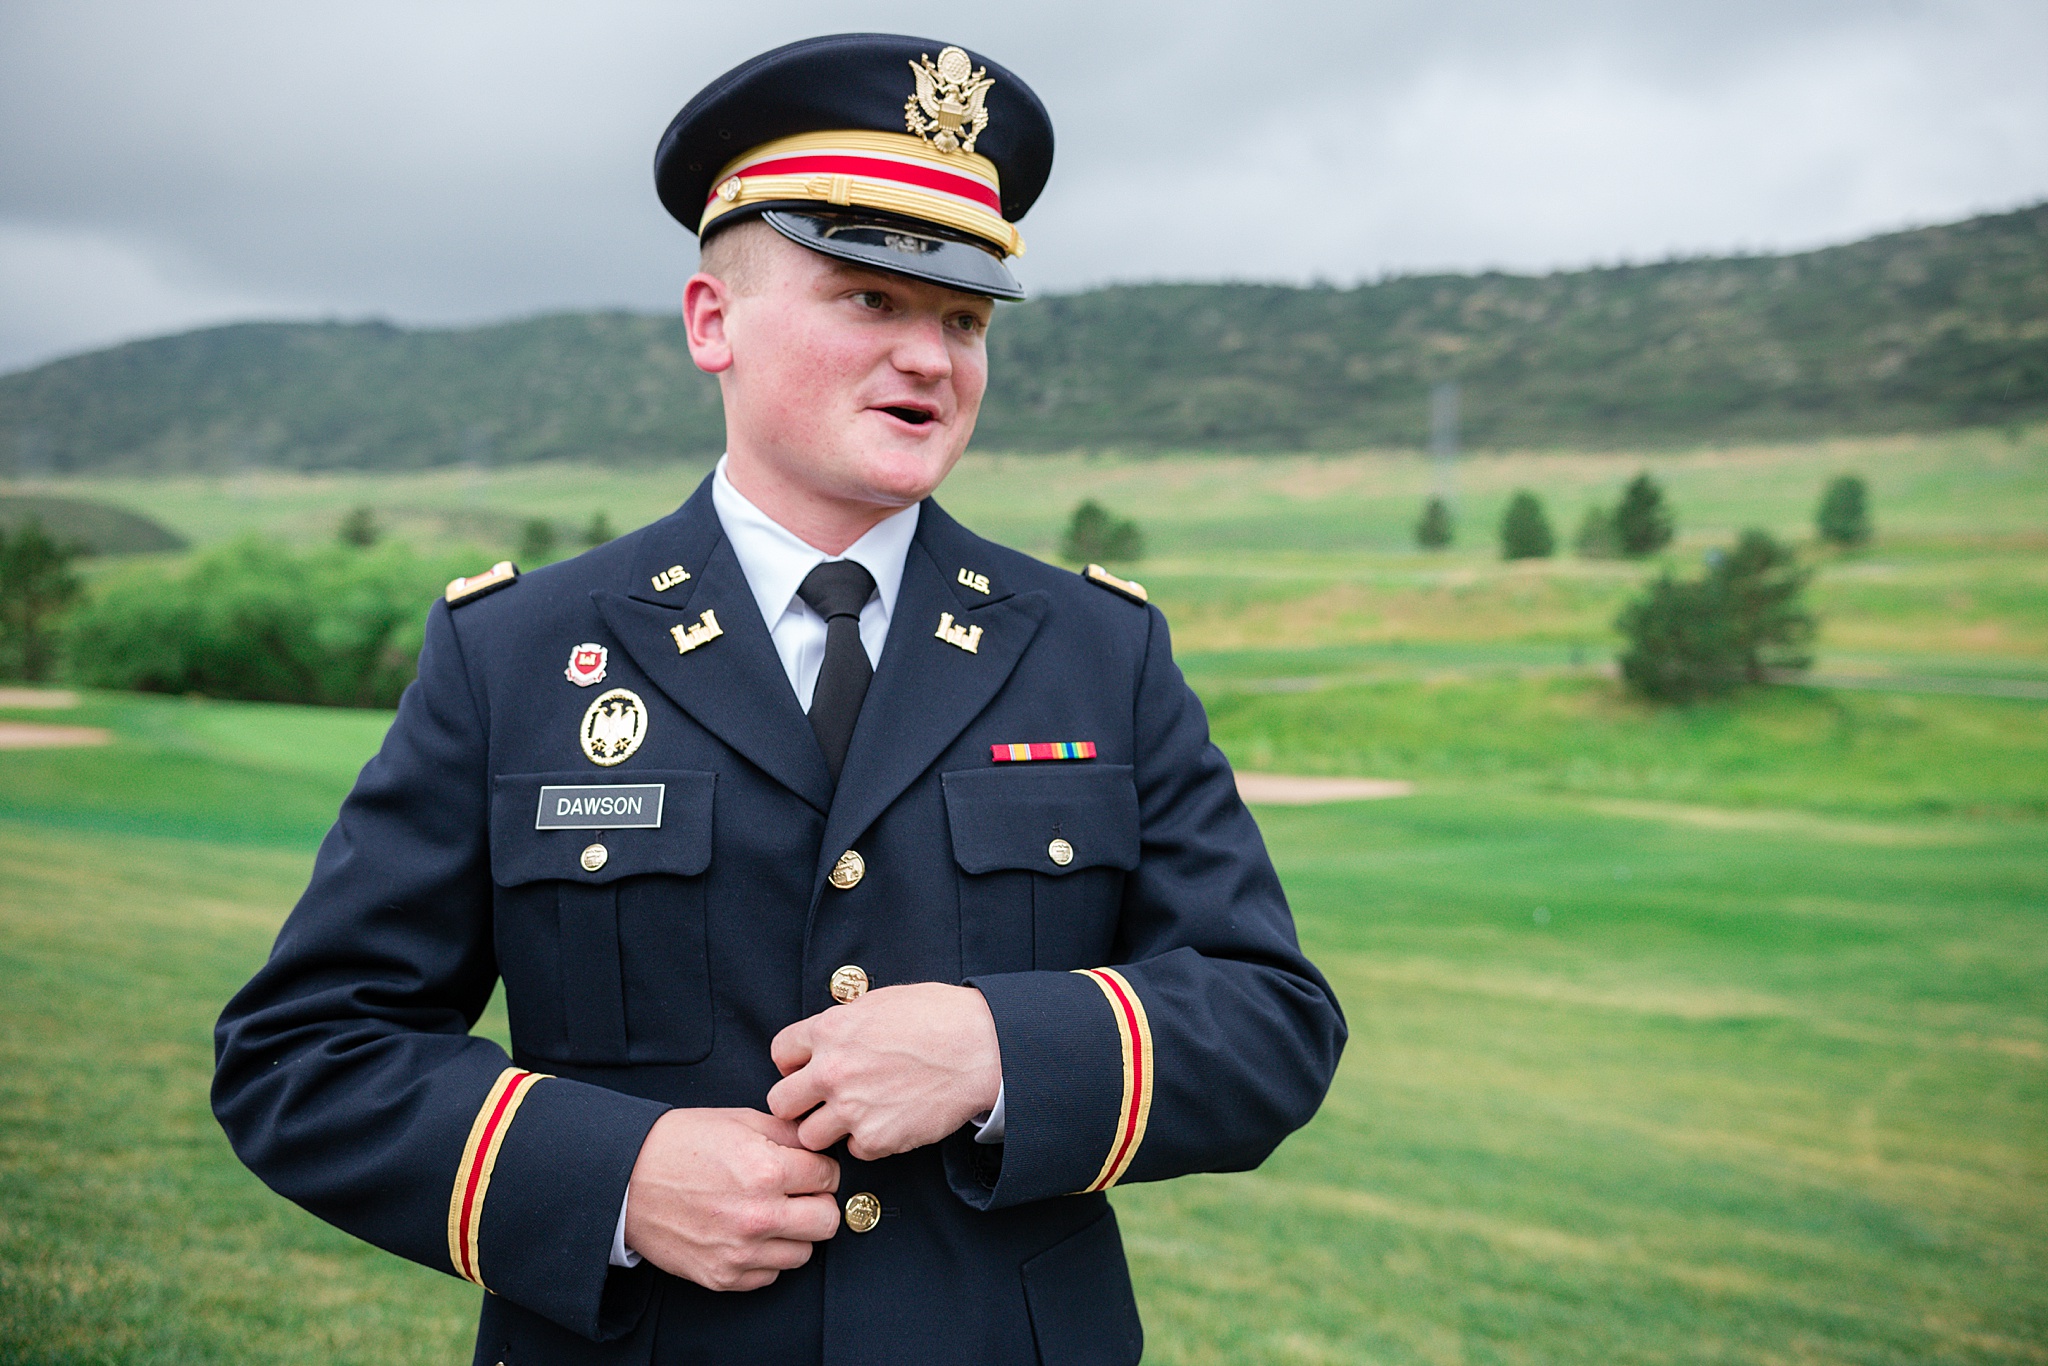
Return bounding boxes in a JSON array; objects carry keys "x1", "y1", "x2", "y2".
[{"x1": 213, "y1": 477, "x2": 1345, "y2": 1366}]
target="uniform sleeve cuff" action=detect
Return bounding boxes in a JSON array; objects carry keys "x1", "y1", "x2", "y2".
[
  {"x1": 946, "y1": 969, "x2": 1128, "y2": 1209},
  {"x1": 468, "y1": 1073, "x2": 668, "y2": 1340}
]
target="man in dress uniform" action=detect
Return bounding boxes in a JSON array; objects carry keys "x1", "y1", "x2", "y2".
[{"x1": 214, "y1": 33, "x2": 1344, "y2": 1366}]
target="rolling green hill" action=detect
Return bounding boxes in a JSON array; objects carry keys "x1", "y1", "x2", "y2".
[
  {"x1": 3, "y1": 204, "x2": 2043, "y2": 473},
  {"x1": 0, "y1": 494, "x2": 187, "y2": 554}
]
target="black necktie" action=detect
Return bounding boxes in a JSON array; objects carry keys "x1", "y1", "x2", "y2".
[{"x1": 797, "y1": 559, "x2": 877, "y2": 783}]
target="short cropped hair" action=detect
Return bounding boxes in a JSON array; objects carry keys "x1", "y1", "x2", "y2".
[{"x1": 697, "y1": 219, "x2": 777, "y2": 295}]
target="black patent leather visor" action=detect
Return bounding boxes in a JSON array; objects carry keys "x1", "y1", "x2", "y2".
[{"x1": 760, "y1": 209, "x2": 1025, "y2": 301}]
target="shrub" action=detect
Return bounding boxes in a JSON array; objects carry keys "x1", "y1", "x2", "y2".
[
  {"x1": 66, "y1": 536, "x2": 466, "y2": 707},
  {"x1": 1060, "y1": 499, "x2": 1144, "y2": 563},
  {"x1": 0, "y1": 519, "x2": 84, "y2": 682},
  {"x1": 1613, "y1": 472, "x2": 1674, "y2": 557},
  {"x1": 338, "y1": 505, "x2": 380, "y2": 547},
  {"x1": 1574, "y1": 505, "x2": 1618, "y2": 559},
  {"x1": 1498, "y1": 491, "x2": 1554, "y2": 559},
  {"x1": 583, "y1": 512, "x2": 616, "y2": 547},
  {"x1": 1617, "y1": 529, "x2": 1815, "y2": 702},
  {"x1": 1414, "y1": 497, "x2": 1454, "y2": 549},
  {"x1": 1815, "y1": 475, "x2": 1871, "y2": 547},
  {"x1": 518, "y1": 517, "x2": 559, "y2": 565}
]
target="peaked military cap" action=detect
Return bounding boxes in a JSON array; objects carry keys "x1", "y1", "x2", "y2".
[{"x1": 654, "y1": 33, "x2": 1054, "y2": 300}]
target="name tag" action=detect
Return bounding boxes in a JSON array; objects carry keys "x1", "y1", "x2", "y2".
[{"x1": 535, "y1": 784, "x2": 665, "y2": 829}]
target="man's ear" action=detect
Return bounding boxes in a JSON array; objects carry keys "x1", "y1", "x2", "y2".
[{"x1": 682, "y1": 272, "x2": 735, "y2": 375}]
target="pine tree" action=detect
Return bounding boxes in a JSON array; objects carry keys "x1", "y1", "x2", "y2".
[
  {"x1": 0, "y1": 519, "x2": 84, "y2": 682},
  {"x1": 1414, "y1": 496, "x2": 1454, "y2": 549},
  {"x1": 1498, "y1": 491, "x2": 1554, "y2": 560},
  {"x1": 1616, "y1": 529, "x2": 1814, "y2": 702},
  {"x1": 1613, "y1": 472, "x2": 1674, "y2": 557},
  {"x1": 1815, "y1": 475, "x2": 1871, "y2": 547}
]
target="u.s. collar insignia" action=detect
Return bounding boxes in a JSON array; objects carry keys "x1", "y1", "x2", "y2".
[
  {"x1": 581, "y1": 688, "x2": 647, "y2": 767},
  {"x1": 905, "y1": 46, "x2": 993, "y2": 155},
  {"x1": 651, "y1": 564, "x2": 691, "y2": 593},
  {"x1": 565, "y1": 643, "x2": 609, "y2": 687},
  {"x1": 936, "y1": 611, "x2": 982, "y2": 653}
]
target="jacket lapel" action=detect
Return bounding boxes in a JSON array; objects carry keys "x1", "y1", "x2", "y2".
[
  {"x1": 815, "y1": 503, "x2": 1048, "y2": 889},
  {"x1": 593, "y1": 479, "x2": 835, "y2": 815}
]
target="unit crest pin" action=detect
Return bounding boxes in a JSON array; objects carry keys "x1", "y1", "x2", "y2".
[{"x1": 564, "y1": 643, "x2": 609, "y2": 687}]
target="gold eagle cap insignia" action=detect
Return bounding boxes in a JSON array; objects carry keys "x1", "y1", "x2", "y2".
[{"x1": 905, "y1": 45, "x2": 994, "y2": 155}]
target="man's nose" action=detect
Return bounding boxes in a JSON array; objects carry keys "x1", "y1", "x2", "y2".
[{"x1": 890, "y1": 314, "x2": 954, "y2": 380}]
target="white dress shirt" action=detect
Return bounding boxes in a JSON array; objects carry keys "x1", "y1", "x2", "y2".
[{"x1": 611, "y1": 458, "x2": 1003, "y2": 1268}]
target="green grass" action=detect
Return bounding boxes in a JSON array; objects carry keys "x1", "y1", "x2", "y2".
[
  {"x1": 1205, "y1": 677, "x2": 2048, "y2": 819},
  {"x1": 1, "y1": 685, "x2": 2043, "y2": 1364},
  {"x1": 1123, "y1": 794, "x2": 2048, "y2": 1364}
]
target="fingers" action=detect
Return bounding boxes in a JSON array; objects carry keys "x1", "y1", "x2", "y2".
[
  {"x1": 769, "y1": 1018, "x2": 815, "y2": 1077},
  {"x1": 727, "y1": 1106, "x2": 804, "y2": 1149},
  {"x1": 777, "y1": 1144, "x2": 840, "y2": 1195},
  {"x1": 778, "y1": 1192, "x2": 843, "y2": 1244},
  {"x1": 795, "y1": 1104, "x2": 853, "y2": 1155},
  {"x1": 765, "y1": 1067, "x2": 827, "y2": 1124}
]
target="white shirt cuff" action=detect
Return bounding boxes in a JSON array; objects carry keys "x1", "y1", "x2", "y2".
[
  {"x1": 971, "y1": 1082, "x2": 1006, "y2": 1145},
  {"x1": 610, "y1": 1187, "x2": 641, "y2": 1268}
]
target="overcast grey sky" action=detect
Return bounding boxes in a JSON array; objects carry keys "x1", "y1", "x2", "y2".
[{"x1": 2, "y1": 0, "x2": 2043, "y2": 373}]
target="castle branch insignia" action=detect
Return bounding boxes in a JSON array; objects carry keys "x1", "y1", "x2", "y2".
[
  {"x1": 670, "y1": 609, "x2": 723, "y2": 655},
  {"x1": 580, "y1": 688, "x2": 647, "y2": 767},
  {"x1": 905, "y1": 46, "x2": 993, "y2": 155},
  {"x1": 935, "y1": 611, "x2": 983, "y2": 654}
]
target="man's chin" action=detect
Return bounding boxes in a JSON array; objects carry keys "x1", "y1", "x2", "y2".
[{"x1": 837, "y1": 439, "x2": 966, "y2": 508}]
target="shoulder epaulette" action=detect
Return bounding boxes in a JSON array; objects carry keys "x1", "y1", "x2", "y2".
[
  {"x1": 1083, "y1": 563, "x2": 1149, "y2": 606},
  {"x1": 445, "y1": 560, "x2": 519, "y2": 606}
]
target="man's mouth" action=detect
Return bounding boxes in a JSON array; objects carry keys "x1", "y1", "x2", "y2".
[{"x1": 877, "y1": 404, "x2": 937, "y2": 426}]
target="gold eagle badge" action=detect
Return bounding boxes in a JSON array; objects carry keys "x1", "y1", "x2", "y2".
[{"x1": 905, "y1": 46, "x2": 993, "y2": 155}]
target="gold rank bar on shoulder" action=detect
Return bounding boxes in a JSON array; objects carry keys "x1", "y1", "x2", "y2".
[
  {"x1": 1084, "y1": 563, "x2": 1147, "y2": 604},
  {"x1": 445, "y1": 560, "x2": 519, "y2": 606}
]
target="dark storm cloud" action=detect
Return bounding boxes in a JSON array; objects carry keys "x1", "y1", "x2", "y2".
[{"x1": 2, "y1": 0, "x2": 2043, "y2": 371}]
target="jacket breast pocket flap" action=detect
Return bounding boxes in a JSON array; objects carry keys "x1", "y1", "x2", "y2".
[
  {"x1": 489, "y1": 770, "x2": 715, "y2": 886},
  {"x1": 487, "y1": 769, "x2": 717, "y2": 1066},
  {"x1": 942, "y1": 764, "x2": 1140, "y2": 875}
]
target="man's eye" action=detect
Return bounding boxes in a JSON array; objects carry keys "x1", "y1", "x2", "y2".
[
  {"x1": 952, "y1": 314, "x2": 985, "y2": 333},
  {"x1": 856, "y1": 291, "x2": 889, "y2": 310}
]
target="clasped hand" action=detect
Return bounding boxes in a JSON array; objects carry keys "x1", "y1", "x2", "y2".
[{"x1": 624, "y1": 982, "x2": 1000, "y2": 1292}]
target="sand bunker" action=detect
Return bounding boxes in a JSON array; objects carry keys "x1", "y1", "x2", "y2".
[
  {"x1": 0, "y1": 688, "x2": 80, "y2": 709},
  {"x1": 0, "y1": 723, "x2": 111, "y2": 750},
  {"x1": 1236, "y1": 773, "x2": 1413, "y2": 804}
]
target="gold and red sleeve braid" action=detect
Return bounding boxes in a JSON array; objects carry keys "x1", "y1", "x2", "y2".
[
  {"x1": 446, "y1": 1068, "x2": 550, "y2": 1287},
  {"x1": 1073, "y1": 968, "x2": 1155, "y2": 1192}
]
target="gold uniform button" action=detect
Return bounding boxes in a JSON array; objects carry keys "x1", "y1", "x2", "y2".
[
  {"x1": 829, "y1": 849, "x2": 865, "y2": 889},
  {"x1": 580, "y1": 843, "x2": 608, "y2": 872},
  {"x1": 844, "y1": 1191, "x2": 881, "y2": 1233},
  {"x1": 830, "y1": 964, "x2": 870, "y2": 1004},
  {"x1": 1047, "y1": 837, "x2": 1074, "y2": 867}
]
